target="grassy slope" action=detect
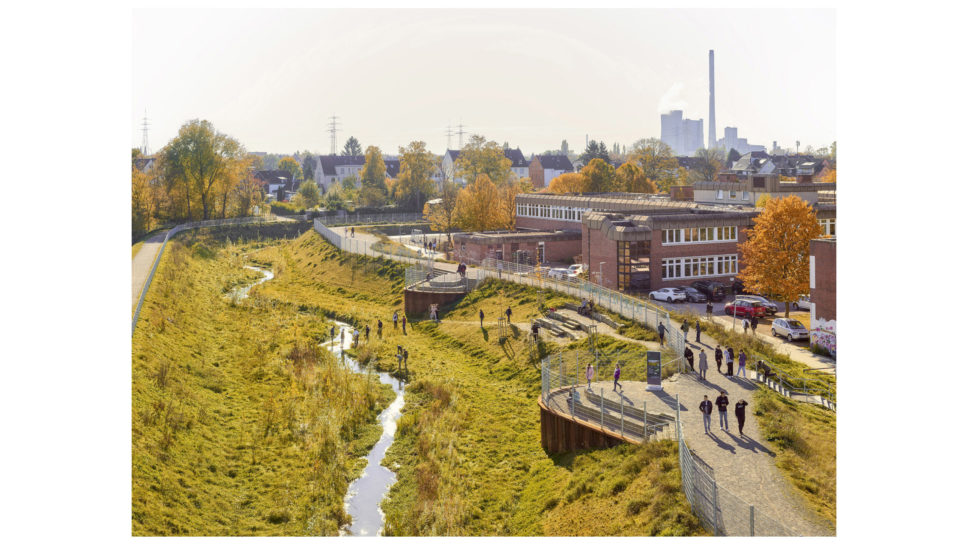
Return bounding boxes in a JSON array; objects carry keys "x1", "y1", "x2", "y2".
[
  {"x1": 248, "y1": 232, "x2": 706, "y2": 536},
  {"x1": 131, "y1": 234, "x2": 393, "y2": 536}
]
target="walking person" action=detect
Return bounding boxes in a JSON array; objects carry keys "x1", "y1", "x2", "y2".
[
  {"x1": 395, "y1": 346, "x2": 403, "y2": 370},
  {"x1": 681, "y1": 320, "x2": 689, "y2": 340},
  {"x1": 715, "y1": 390, "x2": 730, "y2": 431},
  {"x1": 585, "y1": 363, "x2": 595, "y2": 390},
  {"x1": 714, "y1": 344, "x2": 723, "y2": 373},
  {"x1": 658, "y1": 322, "x2": 666, "y2": 347},
  {"x1": 751, "y1": 316, "x2": 758, "y2": 335},
  {"x1": 725, "y1": 346, "x2": 734, "y2": 376},
  {"x1": 364, "y1": 324, "x2": 370, "y2": 342},
  {"x1": 403, "y1": 349, "x2": 409, "y2": 368},
  {"x1": 700, "y1": 395, "x2": 713, "y2": 434},
  {"x1": 402, "y1": 314, "x2": 407, "y2": 335},
  {"x1": 695, "y1": 319, "x2": 701, "y2": 343},
  {"x1": 393, "y1": 311, "x2": 399, "y2": 330},
  {"x1": 742, "y1": 317, "x2": 750, "y2": 335},
  {"x1": 698, "y1": 349, "x2": 708, "y2": 381},
  {"x1": 505, "y1": 306, "x2": 512, "y2": 322},
  {"x1": 706, "y1": 300, "x2": 713, "y2": 318},
  {"x1": 352, "y1": 328, "x2": 359, "y2": 348},
  {"x1": 350, "y1": 226, "x2": 355, "y2": 238},
  {"x1": 737, "y1": 349, "x2": 747, "y2": 378},
  {"x1": 531, "y1": 322, "x2": 540, "y2": 343},
  {"x1": 612, "y1": 363, "x2": 622, "y2": 391},
  {"x1": 735, "y1": 399, "x2": 749, "y2": 436},
  {"x1": 330, "y1": 325, "x2": 336, "y2": 345},
  {"x1": 479, "y1": 309, "x2": 485, "y2": 328},
  {"x1": 377, "y1": 319, "x2": 383, "y2": 339},
  {"x1": 684, "y1": 345, "x2": 694, "y2": 372}
]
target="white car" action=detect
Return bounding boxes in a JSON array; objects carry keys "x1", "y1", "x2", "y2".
[
  {"x1": 548, "y1": 267, "x2": 572, "y2": 280},
  {"x1": 568, "y1": 264, "x2": 586, "y2": 276},
  {"x1": 771, "y1": 318, "x2": 809, "y2": 342},
  {"x1": 649, "y1": 287, "x2": 686, "y2": 303},
  {"x1": 792, "y1": 295, "x2": 811, "y2": 311}
]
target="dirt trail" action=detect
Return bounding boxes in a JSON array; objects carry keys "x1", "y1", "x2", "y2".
[{"x1": 132, "y1": 230, "x2": 169, "y2": 311}]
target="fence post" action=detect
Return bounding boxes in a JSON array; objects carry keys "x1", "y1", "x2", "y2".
[
  {"x1": 749, "y1": 505, "x2": 755, "y2": 536},
  {"x1": 600, "y1": 388, "x2": 605, "y2": 429},
  {"x1": 675, "y1": 393, "x2": 680, "y2": 441},
  {"x1": 621, "y1": 398, "x2": 625, "y2": 437},
  {"x1": 643, "y1": 400, "x2": 647, "y2": 442}
]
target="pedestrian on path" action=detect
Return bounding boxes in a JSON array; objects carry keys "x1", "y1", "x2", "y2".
[
  {"x1": 681, "y1": 320, "x2": 689, "y2": 339},
  {"x1": 531, "y1": 322, "x2": 540, "y2": 343},
  {"x1": 377, "y1": 320, "x2": 383, "y2": 339},
  {"x1": 751, "y1": 316, "x2": 758, "y2": 335},
  {"x1": 706, "y1": 300, "x2": 713, "y2": 318},
  {"x1": 585, "y1": 363, "x2": 594, "y2": 390},
  {"x1": 479, "y1": 309, "x2": 485, "y2": 327},
  {"x1": 742, "y1": 318, "x2": 750, "y2": 335},
  {"x1": 698, "y1": 349, "x2": 708, "y2": 380},
  {"x1": 330, "y1": 325, "x2": 336, "y2": 344},
  {"x1": 658, "y1": 322, "x2": 666, "y2": 346},
  {"x1": 393, "y1": 311, "x2": 399, "y2": 330},
  {"x1": 352, "y1": 328, "x2": 359, "y2": 348},
  {"x1": 695, "y1": 319, "x2": 701, "y2": 343},
  {"x1": 715, "y1": 390, "x2": 730, "y2": 431},
  {"x1": 737, "y1": 349, "x2": 747, "y2": 378},
  {"x1": 340, "y1": 329, "x2": 345, "y2": 347},
  {"x1": 700, "y1": 395, "x2": 713, "y2": 433},
  {"x1": 365, "y1": 324, "x2": 370, "y2": 342},
  {"x1": 351, "y1": 226, "x2": 355, "y2": 238},
  {"x1": 735, "y1": 399, "x2": 748, "y2": 436},
  {"x1": 505, "y1": 306, "x2": 512, "y2": 322},
  {"x1": 725, "y1": 347, "x2": 734, "y2": 376},
  {"x1": 684, "y1": 345, "x2": 694, "y2": 372},
  {"x1": 403, "y1": 349, "x2": 409, "y2": 368},
  {"x1": 715, "y1": 345, "x2": 723, "y2": 373},
  {"x1": 402, "y1": 314, "x2": 407, "y2": 334},
  {"x1": 613, "y1": 363, "x2": 622, "y2": 391},
  {"x1": 396, "y1": 346, "x2": 403, "y2": 370}
]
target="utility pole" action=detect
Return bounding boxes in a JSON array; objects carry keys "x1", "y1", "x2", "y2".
[
  {"x1": 446, "y1": 124, "x2": 454, "y2": 150},
  {"x1": 140, "y1": 109, "x2": 150, "y2": 156},
  {"x1": 457, "y1": 121, "x2": 466, "y2": 149},
  {"x1": 328, "y1": 115, "x2": 341, "y2": 155}
]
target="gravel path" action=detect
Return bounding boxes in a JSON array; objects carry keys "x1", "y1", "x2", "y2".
[{"x1": 131, "y1": 230, "x2": 168, "y2": 311}]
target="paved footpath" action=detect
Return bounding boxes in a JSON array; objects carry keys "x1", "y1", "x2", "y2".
[{"x1": 132, "y1": 230, "x2": 169, "y2": 311}]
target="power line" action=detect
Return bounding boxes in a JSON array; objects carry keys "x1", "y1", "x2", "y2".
[
  {"x1": 328, "y1": 114, "x2": 341, "y2": 155},
  {"x1": 457, "y1": 121, "x2": 467, "y2": 149}
]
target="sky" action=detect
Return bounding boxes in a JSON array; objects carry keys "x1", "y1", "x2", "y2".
[{"x1": 132, "y1": 9, "x2": 835, "y2": 157}]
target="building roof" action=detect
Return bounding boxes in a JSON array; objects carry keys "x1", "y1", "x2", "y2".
[
  {"x1": 534, "y1": 154, "x2": 574, "y2": 171},
  {"x1": 443, "y1": 148, "x2": 530, "y2": 168},
  {"x1": 254, "y1": 169, "x2": 295, "y2": 189},
  {"x1": 316, "y1": 155, "x2": 366, "y2": 176},
  {"x1": 133, "y1": 157, "x2": 155, "y2": 172},
  {"x1": 384, "y1": 158, "x2": 401, "y2": 178}
]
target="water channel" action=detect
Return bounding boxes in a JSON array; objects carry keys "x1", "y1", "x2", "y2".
[{"x1": 234, "y1": 265, "x2": 406, "y2": 536}]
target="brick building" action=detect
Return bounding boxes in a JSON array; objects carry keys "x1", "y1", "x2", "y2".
[
  {"x1": 451, "y1": 230, "x2": 582, "y2": 265},
  {"x1": 809, "y1": 237, "x2": 836, "y2": 357},
  {"x1": 528, "y1": 155, "x2": 575, "y2": 190}
]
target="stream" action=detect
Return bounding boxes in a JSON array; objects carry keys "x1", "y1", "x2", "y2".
[{"x1": 233, "y1": 265, "x2": 406, "y2": 536}]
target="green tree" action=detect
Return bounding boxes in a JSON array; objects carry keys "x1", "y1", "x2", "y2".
[
  {"x1": 302, "y1": 156, "x2": 315, "y2": 182},
  {"x1": 455, "y1": 135, "x2": 512, "y2": 186},
  {"x1": 278, "y1": 156, "x2": 304, "y2": 184},
  {"x1": 132, "y1": 167, "x2": 153, "y2": 241},
  {"x1": 359, "y1": 146, "x2": 387, "y2": 206},
  {"x1": 726, "y1": 148, "x2": 742, "y2": 165},
  {"x1": 692, "y1": 147, "x2": 725, "y2": 182},
  {"x1": 580, "y1": 140, "x2": 610, "y2": 164},
  {"x1": 423, "y1": 181, "x2": 460, "y2": 233},
  {"x1": 614, "y1": 161, "x2": 658, "y2": 193},
  {"x1": 342, "y1": 136, "x2": 363, "y2": 156},
  {"x1": 297, "y1": 179, "x2": 321, "y2": 208},
  {"x1": 580, "y1": 158, "x2": 616, "y2": 192},
  {"x1": 629, "y1": 138, "x2": 678, "y2": 192},
  {"x1": 161, "y1": 119, "x2": 245, "y2": 220},
  {"x1": 393, "y1": 141, "x2": 438, "y2": 210}
]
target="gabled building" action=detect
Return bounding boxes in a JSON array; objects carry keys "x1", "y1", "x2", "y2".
[
  {"x1": 440, "y1": 147, "x2": 531, "y2": 186},
  {"x1": 254, "y1": 169, "x2": 295, "y2": 194},
  {"x1": 312, "y1": 155, "x2": 366, "y2": 191},
  {"x1": 528, "y1": 154, "x2": 575, "y2": 189}
]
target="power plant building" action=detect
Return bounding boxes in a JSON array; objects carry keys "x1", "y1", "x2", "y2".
[{"x1": 660, "y1": 110, "x2": 704, "y2": 156}]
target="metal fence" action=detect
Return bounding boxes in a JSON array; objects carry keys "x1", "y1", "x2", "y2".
[
  {"x1": 131, "y1": 216, "x2": 277, "y2": 336},
  {"x1": 311, "y1": 212, "x2": 424, "y2": 226}
]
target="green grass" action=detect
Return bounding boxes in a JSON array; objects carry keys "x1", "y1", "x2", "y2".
[
  {"x1": 132, "y1": 233, "x2": 394, "y2": 535},
  {"x1": 753, "y1": 387, "x2": 836, "y2": 530},
  {"x1": 238, "y1": 231, "x2": 705, "y2": 536}
]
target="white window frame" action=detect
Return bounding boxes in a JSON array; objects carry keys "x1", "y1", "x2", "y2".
[{"x1": 661, "y1": 254, "x2": 737, "y2": 280}]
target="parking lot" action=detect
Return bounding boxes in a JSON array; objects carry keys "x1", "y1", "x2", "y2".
[{"x1": 644, "y1": 294, "x2": 813, "y2": 344}]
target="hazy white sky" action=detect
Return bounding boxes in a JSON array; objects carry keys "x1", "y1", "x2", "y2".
[{"x1": 133, "y1": 9, "x2": 835, "y2": 156}]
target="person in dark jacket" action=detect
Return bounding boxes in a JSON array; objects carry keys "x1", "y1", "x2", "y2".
[
  {"x1": 726, "y1": 347, "x2": 735, "y2": 376},
  {"x1": 715, "y1": 391, "x2": 730, "y2": 431},
  {"x1": 699, "y1": 395, "x2": 713, "y2": 433},
  {"x1": 658, "y1": 322, "x2": 666, "y2": 346},
  {"x1": 751, "y1": 316, "x2": 759, "y2": 335},
  {"x1": 681, "y1": 321, "x2": 689, "y2": 338},
  {"x1": 612, "y1": 364, "x2": 622, "y2": 391},
  {"x1": 531, "y1": 322, "x2": 540, "y2": 343},
  {"x1": 735, "y1": 399, "x2": 749, "y2": 436},
  {"x1": 684, "y1": 345, "x2": 694, "y2": 371},
  {"x1": 505, "y1": 306, "x2": 512, "y2": 322},
  {"x1": 402, "y1": 314, "x2": 407, "y2": 334},
  {"x1": 364, "y1": 324, "x2": 370, "y2": 341},
  {"x1": 706, "y1": 300, "x2": 713, "y2": 318},
  {"x1": 479, "y1": 309, "x2": 485, "y2": 327},
  {"x1": 695, "y1": 319, "x2": 701, "y2": 343},
  {"x1": 715, "y1": 345, "x2": 723, "y2": 373}
]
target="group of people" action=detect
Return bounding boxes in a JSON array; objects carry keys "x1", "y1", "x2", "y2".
[
  {"x1": 395, "y1": 345, "x2": 409, "y2": 369},
  {"x1": 681, "y1": 319, "x2": 703, "y2": 343},
  {"x1": 457, "y1": 262, "x2": 467, "y2": 278},
  {"x1": 699, "y1": 391, "x2": 749, "y2": 436},
  {"x1": 422, "y1": 240, "x2": 438, "y2": 254},
  {"x1": 343, "y1": 226, "x2": 355, "y2": 238},
  {"x1": 392, "y1": 310, "x2": 407, "y2": 334},
  {"x1": 711, "y1": 345, "x2": 752, "y2": 378},
  {"x1": 577, "y1": 298, "x2": 595, "y2": 316},
  {"x1": 742, "y1": 316, "x2": 760, "y2": 335}
]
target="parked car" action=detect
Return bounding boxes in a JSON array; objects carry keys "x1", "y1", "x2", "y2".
[
  {"x1": 724, "y1": 299, "x2": 766, "y2": 318},
  {"x1": 568, "y1": 264, "x2": 586, "y2": 276},
  {"x1": 735, "y1": 295, "x2": 778, "y2": 315},
  {"x1": 793, "y1": 294, "x2": 811, "y2": 311},
  {"x1": 690, "y1": 280, "x2": 727, "y2": 302},
  {"x1": 649, "y1": 287, "x2": 687, "y2": 303},
  {"x1": 677, "y1": 286, "x2": 708, "y2": 303},
  {"x1": 548, "y1": 267, "x2": 573, "y2": 280},
  {"x1": 771, "y1": 317, "x2": 809, "y2": 341}
]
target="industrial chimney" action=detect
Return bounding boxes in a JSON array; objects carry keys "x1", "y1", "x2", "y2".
[{"x1": 708, "y1": 50, "x2": 716, "y2": 150}]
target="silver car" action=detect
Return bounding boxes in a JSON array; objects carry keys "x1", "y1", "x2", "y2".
[{"x1": 771, "y1": 318, "x2": 809, "y2": 342}]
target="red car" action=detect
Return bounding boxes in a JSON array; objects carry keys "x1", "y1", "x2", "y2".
[{"x1": 724, "y1": 299, "x2": 766, "y2": 318}]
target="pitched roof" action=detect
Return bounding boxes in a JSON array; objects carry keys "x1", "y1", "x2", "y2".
[
  {"x1": 254, "y1": 169, "x2": 295, "y2": 189},
  {"x1": 133, "y1": 157, "x2": 155, "y2": 172},
  {"x1": 316, "y1": 155, "x2": 366, "y2": 176},
  {"x1": 444, "y1": 148, "x2": 530, "y2": 167},
  {"x1": 384, "y1": 158, "x2": 401, "y2": 178},
  {"x1": 535, "y1": 154, "x2": 574, "y2": 171}
]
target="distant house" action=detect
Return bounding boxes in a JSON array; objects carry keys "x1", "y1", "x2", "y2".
[
  {"x1": 528, "y1": 154, "x2": 575, "y2": 189},
  {"x1": 133, "y1": 157, "x2": 156, "y2": 173},
  {"x1": 312, "y1": 155, "x2": 366, "y2": 191},
  {"x1": 254, "y1": 169, "x2": 295, "y2": 194},
  {"x1": 384, "y1": 157, "x2": 401, "y2": 179},
  {"x1": 441, "y1": 147, "x2": 531, "y2": 186}
]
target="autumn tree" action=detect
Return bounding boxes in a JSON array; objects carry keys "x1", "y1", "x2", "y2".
[
  {"x1": 297, "y1": 179, "x2": 321, "y2": 208},
  {"x1": 614, "y1": 161, "x2": 658, "y2": 193},
  {"x1": 160, "y1": 119, "x2": 245, "y2": 220},
  {"x1": 454, "y1": 174, "x2": 505, "y2": 231},
  {"x1": 359, "y1": 146, "x2": 387, "y2": 206},
  {"x1": 232, "y1": 172, "x2": 265, "y2": 217},
  {"x1": 132, "y1": 166, "x2": 153, "y2": 241},
  {"x1": 581, "y1": 158, "x2": 616, "y2": 193},
  {"x1": 580, "y1": 140, "x2": 610, "y2": 164},
  {"x1": 302, "y1": 156, "x2": 315, "y2": 182},
  {"x1": 456, "y1": 135, "x2": 512, "y2": 186},
  {"x1": 547, "y1": 172, "x2": 589, "y2": 194},
  {"x1": 737, "y1": 196, "x2": 823, "y2": 317},
  {"x1": 393, "y1": 141, "x2": 438, "y2": 210},
  {"x1": 817, "y1": 168, "x2": 836, "y2": 184},
  {"x1": 692, "y1": 147, "x2": 725, "y2": 182},
  {"x1": 423, "y1": 181, "x2": 460, "y2": 233},
  {"x1": 497, "y1": 178, "x2": 530, "y2": 230},
  {"x1": 342, "y1": 136, "x2": 363, "y2": 156},
  {"x1": 629, "y1": 138, "x2": 678, "y2": 191},
  {"x1": 277, "y1": 157, "x2": 304, "y2": 185}
]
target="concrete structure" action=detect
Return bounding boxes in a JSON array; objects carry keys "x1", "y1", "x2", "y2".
[
  {"x1": 809, "y1": 237, "x2": 836, "y2": 357},
  {"x1": 717, "y1": 127, "x2": 766, "y2": 155},
  {"x1": 528, "y1": 154, "x2": 575, "y2": 189},
  {"x1": 452, "y1": 230, "x2": 581, "y2": 265},
  {"x1": 694, "y1": 174, "x2": 837, "y2": 208},
  {"x1": 660, "y1": 110, "x2": 705, "y2": 156},
  {"x1": 708, "y1": 49, "x2": 716, "y2": 150}
]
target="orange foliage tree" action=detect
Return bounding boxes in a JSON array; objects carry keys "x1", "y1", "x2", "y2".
[
  {"x1": 737, "y1": 195, "x2": 823, "y2": 317},
  {"x1": 454, "y1": 174, "x2": 506, "y2": 231},
  {"x1": 615, "y1": 162, "x2": 658, "y2": 193},
  {"x1": 547, "y1": 172, "x2": 588, "y2": 194},
  {"x1": 817, "y1": 168, "x2": 836, "y2": 184}
]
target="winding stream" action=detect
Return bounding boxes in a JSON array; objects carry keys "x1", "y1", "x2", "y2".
[{"x1": 234, "y1": 265, "x2": 406, "y2": 536}]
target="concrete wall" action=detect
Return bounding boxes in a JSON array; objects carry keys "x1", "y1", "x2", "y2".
[
  {"x1": 540, "y1": 401, "x2": 626, "y2": 454},
  {"x1": 404, "y1": 288, "x2": 466, "y2": 316},
  {"x1": 455, "y1": 236, "x2": 581, "y2": 264}
]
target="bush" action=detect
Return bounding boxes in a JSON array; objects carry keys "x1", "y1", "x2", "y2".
[{"x1": 270, "y1": 201, "x2": 305, "y2": 215}]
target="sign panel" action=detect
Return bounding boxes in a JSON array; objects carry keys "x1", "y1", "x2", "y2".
[{"x1": 646, "y1": 350, "x2": 663, "y2": 391}]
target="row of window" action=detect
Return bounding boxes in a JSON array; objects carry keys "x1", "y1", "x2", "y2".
[
  {"x1": 717, "y1": 189, "x2": 750, "y2": 201},
  {"x1": 661, "y1": 226, "x2": 738, "y2": 245},
  {"x1": 819, "y1": 218, "x2": 836, "y2": 236},
  {"x1": 661, "y1": 254, "x2": 737, "y2": 280},
  {"x1": 516, "y1": 203, "x2": 587, "y2": 222}
]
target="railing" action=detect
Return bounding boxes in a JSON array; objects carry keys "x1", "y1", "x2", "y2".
[
  {"x1": 311, "y1": 212, "x2": 424, "y2": 225},
  {"x1": 131, "y1": 216, "x2": 277, "y2": 336}
]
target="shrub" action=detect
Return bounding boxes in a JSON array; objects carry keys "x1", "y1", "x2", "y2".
[{"x1": 270, "y1": 201, "x2": 305, "y2": 215}]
